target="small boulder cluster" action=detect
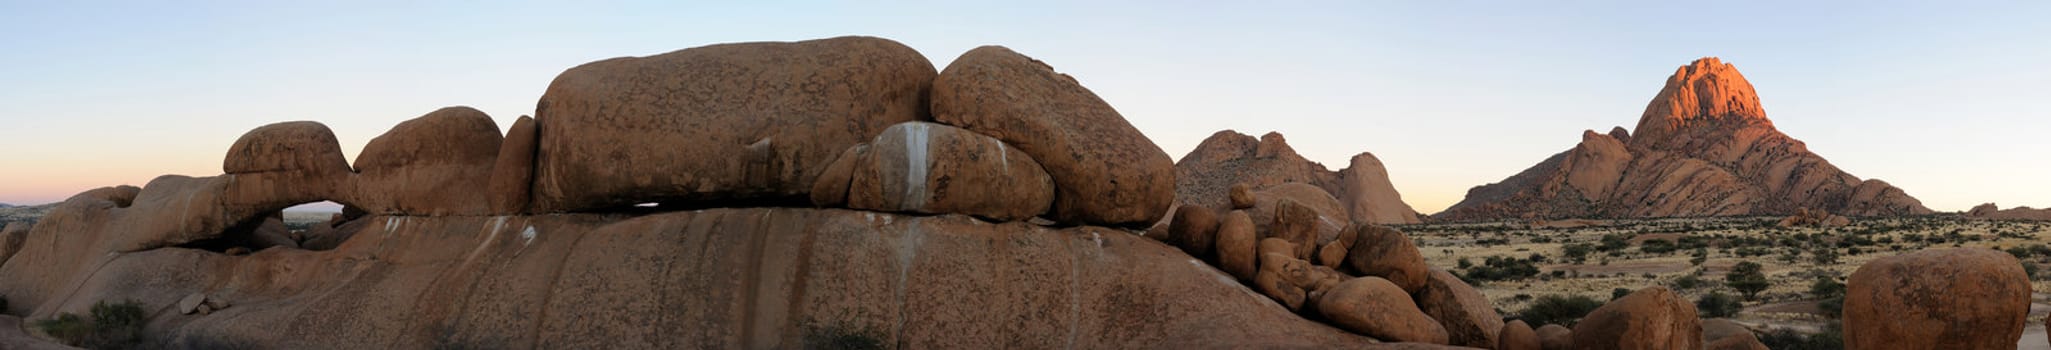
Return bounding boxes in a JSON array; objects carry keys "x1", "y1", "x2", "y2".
[
  {"x1": 1161, "y1": 182, "x2": 1501, "y2": 346},
  {"x1": 1774, "y1": 207, "x2": 1849, "y2": 228}
]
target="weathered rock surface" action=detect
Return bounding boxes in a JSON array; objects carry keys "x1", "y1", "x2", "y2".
[
  {"x1": 1345, "y1": 224, "x2": 1428, "y2": 294},
  {"x1": 1314, "y1": 277, "x2": 1448, "y2": 344},
  {"x1": 1214, "y1": 210, "x2": 1258, "y2": 282},
  {"x1": 1535, "y1": 324, "x2": 1573, "y2": 350},
  {"x1": 1968, "y1": 203, "x2": 2051, "y2": 221},
  {"x1": 840, "y1": 122, "x2": 1054, "y2": 221},
  {"x1": 1845, "y1": 248, "x2": 2028, "y2": 349},
  {"x1": 1166, "y1": 204, "x2": 1220, "y2": 259},
  {"x1": 531, "y1": 36, "x2": 937, "y2": 213},
  {"x1": 0, "y1": 201, "x2": 1456, "y2": 348},
  {"x1": 1248, "y1": 183, "x2": 1350, "y2": 249},
  {"x1": 931, "y1": 45, "x2": 1175, "y2": 227},
  {"x1": 0, "y1": 222, "x2": 28, "y2": 266},
  {"x1": 487, "y1": 115, "x2": 538, "y2": 215},
  {"x1": 1571, "y1": 286, "x2": 1701, "y2": 350},
  {"x1": 1498, "y1": 320, "x2": 1541, "y2": 350},
  {"x1": 1439, "y1": 58, "x2": 1930, "y2": 221},
  {"x1": 223, "y1": 121, "x2": 353, "y2": 177},
  {"x1": 1175, "y1": 131, "x2": 1422, "y2": 224},
  {"x1": 1417, "y1": 269, "x2": 1502, "y2": 347},
  {"x1": 346, "y1": 106, "x2": 503, "y2": 216},
  {"x1": 1776, "y1": 207, "x2": 1850, "y2": 228}
]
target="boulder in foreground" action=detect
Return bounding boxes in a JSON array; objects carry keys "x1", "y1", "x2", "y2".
[{"x1": 1844, "y1": 248, "x2": 2028, "y2": 349}]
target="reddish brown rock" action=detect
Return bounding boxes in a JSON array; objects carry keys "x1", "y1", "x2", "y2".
[
  {"x1": 1536, "y1": 324, "x2": 1573, "y2": 350},
  {"x1": 1315, "y1": 276, "x2": 1449, "y2": 344},
  {"x1": 1438, "y1": 58, "x2": 1930, "y2": 221},
  {"x1": 1315, "y1": 227, "x2": 1357, "y2": 268},
  {"x1": 346, "y1": 106, "x2": 502, "y2": 216},
  {"x1": 0, "y1": 222, "x2": 27, "y2": 266},
  {"x1": 1345, "y1": 224, "x2": 1428, "y2": 294},
  {"x1": 1845, "y1": 248, "x2": 2029, "y2": 349},
  {"x1": 1255, "y1": 252, "x2": 1310, "y2": 311},
  {"x1": 1341, "y1": 152, "x2": 1424, "y2": 224},
  {"x1": 1571, "y1": 286, "x2": 1701, "y2": 350},
  {"x1": 1418, "y1": 269, "x2": 1503, "y2": 347},
  {"x1": 487, "y1": 115, "x2": 538, "y2": 215},
  {"x1": 931, "y1": 45, "x2": 1175, "y2": 227},
  {"x1": 1167, "y1": 205, "x2": 1220, "y2": 258},
  {"x1": 1499, "y1": 320, "x2": 1541, "y2": 350},
  {"x1": 223, "y1": 121, "x2": 352, "y2": 176},
  {"x1": 1175, "y1": 131, "x2": 1421, "y2": 225},
  {"x1": 1229, "y1": 183, "x2": 1256, "y2": 209},
  {"x1": 1214, "y1": 210, "x2": 1258, "y2": 282},
  {"x1": 1268, "y1": 199, "x2": 1322, "y2": 259},
  {"x1": 809, "y1": 145, "x2": 864, "y2": 208},
  {"x1": 531, "y1": 36, "x2": 936, "y2": 213},
  {"x1": 1967, "y1": 203, "x2": 2051, "y2": 221},
  {"x1": 1776, "y1": 208, "x2": 1850, "y2": 228},
  {"x1": 843, "y1": 122, "x2": 1054, "y2": 221}
]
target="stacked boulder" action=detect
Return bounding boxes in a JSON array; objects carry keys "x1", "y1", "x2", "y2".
[{"x1": 1166, "y1": 181, "x2": 1501, "y2": 346}]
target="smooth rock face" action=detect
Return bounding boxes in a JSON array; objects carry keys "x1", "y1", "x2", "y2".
[
  {"x1": 1315, "y1": 277, "x2": 1448, "y2": 344},
  {"x1": 1845, "y1": 248, "x2": 2029, "y2": 349},
  {"x1": 0, "y1": 222, "x2": 27, "y2": 266},
  {"x1": 1571, "y1": 286, "x2": 1701, "y2": 350},
  {"x1": 1249, "y1": 183, "x2": 1349, "y2": 248},
  {"x1": 1229, "y1": 183, "x2": 1256, "y2": 209},
  {"x1": 931, "y1": 45, "x2": 1175, "y2": 227},
  {"x1": 1418, "y1": 269, "x2": 1503, "y2": 347},
  {"x1": 1269, "y1": 199, "x2": 1321, "y2": 259},
  {"x1": 1167, "y1": 205, "x2": 1220, "y2": 259},
  {"x1": 348, "y1": 106, "x2": 502, "y2": 216},
  {"x1": 1255, "y1": 252, "x2": 1310, "y2": 311},
  {"x1": 1498, "y1": 320, "x2": 1541, "y2": 350},
  {"x1": 809, "y1": 145, "x2": 865, "y2": 208},
  {"x1": 532, "y1": 36, "x2": 937, "y2": 213},
  {"x1": 1174, "y1": 131, "x2": 1421, "y2": 225},
  {"x1": 0, "y1": 205, "x2": 1413, "y2": 349},
  {"x1": 1214, "y1": 210, "x2": 1258, "y2": 282},
  {"x1": 1536, "y1": 324, "x2": 1573, "y2": 350},
  {"x1": 1439, "y1": 58, "x2": 1931, "y2": 221},
  {"x1": 223, "y1": 121, "x2": 352, "y2": 177},
  {"x1": 843, "y1": 122, "x2": 1054, "y2": 221},
  {"x1": 1345, "y1": 224, "x2": 1428, "y2": 294},
  {"x1": 487, "y1": 115, "x2": 539, "y2": 215}
]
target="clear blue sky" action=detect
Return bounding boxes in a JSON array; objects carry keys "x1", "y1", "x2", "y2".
[{"x1": 1, "y1": 1, "x2": 2046, "y2": 213}]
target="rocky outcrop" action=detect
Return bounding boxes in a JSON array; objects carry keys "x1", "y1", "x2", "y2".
[
  {"x1": 1174, "y1": 131, "x2": 1422, "y2": 224},
  {"x1": 1498, "y1": 320, "x2": 1541, "y2": 350},
  {"x1": 1845, "y1": 248, "x2": 2029, "y2": 349},
  {"x1": 1776, "y1": 207, "x2": 1851, "y2": 228},
  {"x1": 931, "y1": 46, "x2": 1176, "y2": 227},
  {"x1": 833, "y1": 122, "x2": 1054, "y2": 221},
  {"x1": 1536, "y1": 324, "x2": 1573, "y2": 350},
  {"x1": 1418, "y1": 269, "x2": 1503, "y2": 347},
  {"x1": 346, "y1": 106, "x2": 503, "y2": 216},
  {"x1": 486, "y1": 115, "x2": 538, "y2": 214},
  {"x1": 1346, "y1": 224, "x2": 1429, "y2": 294},
  {"x1": 530, "y1": 36, "x2": 937, "y2": 213},
  {"x1": 1439, "y1": 58, "x2": 1931, "y2": 221},
  {"x1": 1967, "y1": 203, "x2": 2051, "y2": 221},
  {"x1": 1572, "y1": 286, "x2": 1701, "y2": 350},
  {"x1": 1315, "y1": 276, "x2": 1448, "y2": 344}
]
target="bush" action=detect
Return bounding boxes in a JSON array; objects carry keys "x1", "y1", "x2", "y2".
[
  {"x1": 1562, "y1": 243, "x2": 1595, "y2": 264},
  {"x1": 1758, "y1": 321, "x2": 1844, "y2": 350},
  {"x1": 1609, "y1": 288, "x2": 1632, "y2": 301},
  {"x1": 803, "y1": 322, "x2": 886, "y2": 350},
  {"x1": 1726, "y1": 261, "x2": 1770, "y2": 301},
  {"x1": 1515, "y1": 295, "x2": 1603, "y2": 327},
  {"x1": 1462, "y1": 255, "x2": 1541, "y2": 282},
  {"x1": 1673, "y1": 274, "x2": 1703, "y2": 290},
  {"x1": 1695, "y1": 292, "x2": 1742, "y2": 318},
  {"x1": 32, "y1": 300, "x2": 147, "y2": 349}
]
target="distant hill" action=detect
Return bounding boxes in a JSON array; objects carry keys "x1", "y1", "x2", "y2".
[
  {"x1": 1436, "y1": 58, "x2": 1929, "y2": 221},
  {"x1": 0, "y1": 203, "x2": 58, "y2": 227}
]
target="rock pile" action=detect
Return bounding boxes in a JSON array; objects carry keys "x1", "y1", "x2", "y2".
[
  {"x1": 1775, "y1": 207, "x2": 1850, "y2": 228},
  {"x1": 1967, "y1": 203, "x2": 2051, "y2": 221},
  {"x1": 1174, "y1": 131, "x2": 1424, "y2": 225},
  {"x1": 1439, "y1": 57, "x2": 1931, "y2": 221}
]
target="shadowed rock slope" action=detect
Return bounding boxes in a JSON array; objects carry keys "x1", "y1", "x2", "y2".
[
  {"x1": 1175, "y1": 131, "x2": 1423, "y2": 225},
  {"x1": 1439, "y1": 58, "x2": 1930, "y2": 221}
]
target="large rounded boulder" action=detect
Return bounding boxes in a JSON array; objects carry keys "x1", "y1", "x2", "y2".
[
  {"x1": 531, "y1": 36, "x2": 936, "y2": 212},
  {"x1": 1844, "y1": 248, "x2": 2029, "y2": 349},
  {"x1": 487, "y1": 115, "x2": 539, "y2": 215},
  {"x1": 837, "y1": 122, "x2": 1054, "y2": 221},
  {"x1": 347, "y1": 106, "x2": 503, "y2": 216},
  {"x1": 1498, "y1": 320, "x2": 1541, "y2": 350},
  {"x1": 1571, "y1": 286, "x2": 1701, "y2": 350},
  {"x1": 1344, "y1": 224, "x2": 1428, "y2": 294},
  {"x1": 930, "y1": 46, "x2": 1175, "y2": 227},
  {"x1": 221, "y1": 121, "x2": 352, "y2": 199},
  {"x1": 1418, "y1": 269, "x2": 1503, "y2": 347},
  {"x1": 1314, "y1": 276, "x2": 1448, "y2": 344}
]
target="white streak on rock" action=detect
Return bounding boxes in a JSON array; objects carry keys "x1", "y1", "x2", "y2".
[
  {"x1": 902, "y1": 123, "x2": 931, "y2": 210},
  {"x1": 521, "y1": 226, "x2": 538, "y2": 245}
]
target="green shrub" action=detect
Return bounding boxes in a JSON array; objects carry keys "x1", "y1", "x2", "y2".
[
  {"x1": 1515, "y1": 295, "x2": 1603, "y2": 327},
  {"x1": 1695, "y1": 292, "x2": 1742, "y2": 318},
  {"x1": 1461, "y1": 255, "x2": 1541, "y2": 282},
  {"x1": 1758, "y1": 321, "x2": 1843, "y2": 350},
  {"x1": 1726, "y1": 261, "x2": 1770, "y2": 301},
  {"x1": 32, "y1": 300, "x2": 147, "y2": 349}
]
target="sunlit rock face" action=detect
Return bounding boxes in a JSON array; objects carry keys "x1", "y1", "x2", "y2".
[{"x1": 1438, "y1": 57, "x2": 1931, "y2": 221}]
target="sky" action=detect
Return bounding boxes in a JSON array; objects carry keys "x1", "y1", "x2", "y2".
[{"x1": 0, "y1": 1, "x2": 2046, "y2": 214}]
